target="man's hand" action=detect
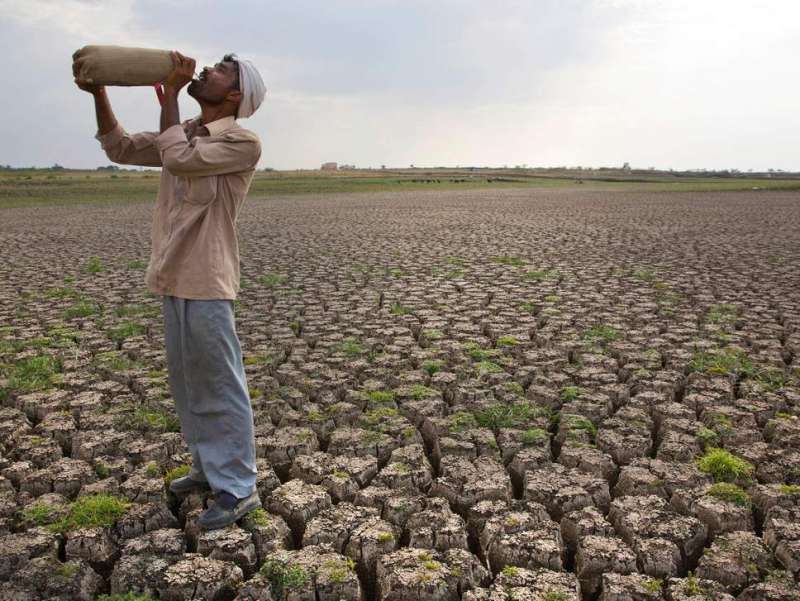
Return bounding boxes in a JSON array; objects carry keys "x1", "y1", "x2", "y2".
[
  {"x1": 73, "y1": 56, "x2": 104, "y2": 95},
  {"x1": 74, "y1": 78, "x2": 105, "y2": 95},
  {"x1": 164, "y1": 51, "x2": 196, "y2": 95}
]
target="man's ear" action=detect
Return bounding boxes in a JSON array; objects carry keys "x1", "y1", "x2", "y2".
[{"x1": 226, "y1": 89, "x2": 243, "y2": 105}]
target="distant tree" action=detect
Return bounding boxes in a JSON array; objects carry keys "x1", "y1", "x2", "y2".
[{"x1": 622, "y1": 162, "x2": 631, "y2": 172}]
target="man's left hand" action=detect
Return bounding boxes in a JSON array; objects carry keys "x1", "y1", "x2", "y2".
[{"x1": 164, "y1": 51, "x2": 195, "y2": 94}]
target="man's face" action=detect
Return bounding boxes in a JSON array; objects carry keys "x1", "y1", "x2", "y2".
[{"x1": 187, "y1": 60, "x2": 239, "y2": 104}]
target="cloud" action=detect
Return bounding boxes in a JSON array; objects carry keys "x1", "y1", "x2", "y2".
[{"x1": 0, "y1": 0, "x2": 798, "y2": 170}]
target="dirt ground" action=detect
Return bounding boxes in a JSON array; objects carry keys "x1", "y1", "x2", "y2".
[{"x1": 1, "y1": 187, "x2": 799, "y2": 600}]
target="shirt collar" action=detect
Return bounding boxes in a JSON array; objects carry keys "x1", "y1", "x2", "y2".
[{"x1": 201, "y1": 115, "x2": 237, "y2": 137}]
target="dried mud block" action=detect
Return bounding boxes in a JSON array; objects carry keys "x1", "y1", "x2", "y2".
[
  {"x1": 407, "y1": 497, "x2": 468, "y2": 552},
  {"x1": 632, "y1": 536, "x2": 682, "y2": 579},
  {"x1": 599, "y1": 572, "x2": 664, "y2": 600},
  {"x1": 197, "y1": 524, "x2": 258, "y2": 577},
  {"x1": 65, "y1": 525, "x2": 119, "y2": 573},
  {"x1": 374, "y1": 444, "x2": 434, "y2": 494},
  {"x1": 764, "y1": 414, "x2": 800, "y2": 449},
  {"x1": 2, "y1": 556, "x2": 103, "y2": 601},
  {"x1": 16, "y1": 492, "x2": 70, "y2": 530},
  {"x1": 114, "y1": 501, "x2": 178, "y2": 540},
  {"x1": 259, "y1": 426, "x2": 319, "y2": 476},
  {"x1": 19, "y1": 456, "x2": 95, "y2": 499},
  {"x1": 665, "y1": 575, "x2": 735, "y2": 601},
  {"x1": 736, "y1": 571, "x2": 800, "y2": 601},
  {"x1": 71, "y1": 429, "x2": 129, "y2": 462},
  {"x1": 345, "y1": 515, "x2": 401, "y2": 588},
  {"x1": 328, "y1": 426, "x2": 396, "y2": 465},
  {"x1": 560, "y1": 505, "x2": 615, "y2": 559},
  {"x1": 291, "y1": 451, "x2": 378, "y2": 501},
  {"x1": 558, "y1": 441, "x2": 618, "y2": 481},
  {"x1": 12, "y1": 433, "x2": 63, "y2": 468},
  {"x1": 241, "y1": 509, "x2": 292, "y2": 563},
  {"x1": 479, "y1": 503, "x2": 564, "y2": 574},
  {"x1": 0, "y1": 527, "x2": 59, "y2": 580},
  {"x1": 303, "y1": 502, "x2": 381, "y2": 551},
  {"x1": 159, "y1": 553, "x2": 244, "y2": 601},
  {"x1": 232, "y1": 572, "x2": 275, "y2": 601},
  {"x1": 576, "y1": 535, "x2": 637, "y2": 598},
  {"x1": 463, "y1": 566, "x2": 580, "y2": 601},
  {"x1": 695, "y1": 531, "x2": 774, "y2": 595},
  {"x1": 119, "y1": 465, "x2": 167, "y2": 504},
  {"x1": 267, "y1": 479, "x2": 332, "y2": 543},
  {"x1": 763, "y1": 505, "x2": 800, "y2": 576},
  {"x1": 524, "y1": 463, "x2": 610, "y2": 521},
  {"x1": 255, "y1": 458, "x2": 282, "y2": 499},
  {"x1": 690, "y1": 487, "x2": 754, "y2": 539},
  {"x1": 431, "y1": 455, "x2": 511, "y2": 513},
  {"x1": 376, "y1": 547, "x2": 488, "y2": 601},
  {"x1": 596, "y1": 421, "x2": 652, "y2": 467},
  {"x1": 508, "y1": 445, "x2": 552, "y2": 488},
  {"x1": 609, "y1": 495, "x2": 707, "y2": 571},
  {"x1": 261, "y1": 545, "x2": 363, "y2": 601},
  {"x1": 111, "y1": 529, "x2": 185, "y2": 596}
]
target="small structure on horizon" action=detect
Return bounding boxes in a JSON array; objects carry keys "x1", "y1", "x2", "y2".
[{"x1": 321, "y1": 162, "x2": 337, "y2": 171}]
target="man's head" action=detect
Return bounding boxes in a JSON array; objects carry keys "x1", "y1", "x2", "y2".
[
  {"x1": 187, "y1": 54, "x2": 241, "y2": 112},
  {"x1": 187, "y1": 53, "x2": 266, "y2": 119}
]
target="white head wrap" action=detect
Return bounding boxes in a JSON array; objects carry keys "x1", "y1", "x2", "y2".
[{"x1": 231, "y1": 56, "x2": 266, "y2": 119}]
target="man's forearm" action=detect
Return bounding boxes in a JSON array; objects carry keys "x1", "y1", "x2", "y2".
[
  {"x1": 93, "y1": 88, "x2": 118, "y2": 135},
  {"x1": 160, "y1": 88, "x2": 181, "y2": 133}
]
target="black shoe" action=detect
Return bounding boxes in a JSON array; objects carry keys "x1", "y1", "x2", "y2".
[
  {"x1": 198, "y1": 491, "x2": 262, "y2": 530},
  {"x1": 168, "y1": 474, "x2": 211, "y2": 495}
]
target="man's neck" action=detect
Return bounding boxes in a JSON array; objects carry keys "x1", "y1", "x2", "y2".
[{"x1": 198, "y1": 101, "x2": 236, "y2": 126}]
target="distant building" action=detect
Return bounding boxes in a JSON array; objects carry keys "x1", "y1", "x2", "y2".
[{"x1": 321, "y1": 162, "x2": 337, "y2": 171}]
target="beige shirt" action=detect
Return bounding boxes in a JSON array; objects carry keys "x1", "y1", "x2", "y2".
[{"x1": 96, "y1": 115, "x2": 260, "y2": 300}]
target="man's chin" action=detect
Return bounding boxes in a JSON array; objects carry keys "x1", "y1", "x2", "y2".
[{"x1": 187, "y1": 80, "x2": 201, "y2": 98}]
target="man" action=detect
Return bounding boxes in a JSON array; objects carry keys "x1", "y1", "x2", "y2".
[{"x1": 75, "y1": 51, "x2": 266, "y2": 529}]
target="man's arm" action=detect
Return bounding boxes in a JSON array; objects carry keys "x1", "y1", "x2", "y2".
[
  {"x1": 156, "y1": 51, "x2": 261, "y2": 177},
  {"x1": 160, "y1": 51, "x2": 193, "y2": 133},
  {"x1": 75, "y1": 79, "x2": 162, "y2": 167}
]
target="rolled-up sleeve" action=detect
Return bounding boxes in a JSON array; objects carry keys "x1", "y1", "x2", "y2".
[
  {"x1": 95, "y1": 124, "x2": 162, "y2": 167},
  {"x1": 156, "y1": 124, "x2": 260, "y2": 177}
]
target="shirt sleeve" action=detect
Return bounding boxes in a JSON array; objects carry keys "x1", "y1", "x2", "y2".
[
  {"x1": 156, "y1": 124, "x2": 261, "y2": 177},
  {"x1": 95, "y1": 124, "x2": 163, "y2": 167}
]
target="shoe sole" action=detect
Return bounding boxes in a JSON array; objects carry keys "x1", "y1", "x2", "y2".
[
  {"x1": 168, "y1": 478, "x2": 211, "y2": 495},
  {"x1": 198, "y1": 495, "x2": 262, "y2": 530}
]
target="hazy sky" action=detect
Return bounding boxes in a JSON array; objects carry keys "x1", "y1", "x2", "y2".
[{"x1": 2, "y1": 0, "x2": 799, "y2": 171}]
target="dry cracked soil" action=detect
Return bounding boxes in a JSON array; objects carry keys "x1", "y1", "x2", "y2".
[{"x1": 0, "y1": 187, "x2": 799, "y2": 601}]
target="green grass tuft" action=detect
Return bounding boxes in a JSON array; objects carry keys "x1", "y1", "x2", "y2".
[
  {"x1": 583, "y1": 325, "x2": 619, "y2": 342},
  {"x1": 475, "y1": 401, "x2": 549, "y2": 429},
  {"x1": 260, "y1": 558, "x2": 309, "y2": 594},
  {"x1": 520, "y1": 428, "x2": 549, "y2": 445},
  {"x1": 258, "y1": 272, "x2": 287, "y2": 288},
  {"x1": 114, "y1": 404, "x2": 180, "y2": 433},
  {"x1": 492, "y1": 256, "x2": 525, "y2": 266},
  {"x1": 48, "y1": 494, "x2": 130, "y2": 533},
  {"x1": 689, "y1": 348, "x2": 754, "y2": 377},
  {"x1": 707, "y1": 482, "x2": 751, "y2": 507},
  {"x1": 107, "y1": 321, "x2": 146, "y2": 343},
  {"x1": 559, "y1": 386, "x2": 582, "y2": 402},
  {"x1": 697, "y1": 448, "x2": 754, "y2": 483},
  {"x1": 83, "y1": 256, "x2": 105, "y2": 274},
  {"x1": 4, "y1": 355, "x2": 62, "y2": 393},
  {"x1": 331, "y1": 337, "x2": 366, "y2": 356}
]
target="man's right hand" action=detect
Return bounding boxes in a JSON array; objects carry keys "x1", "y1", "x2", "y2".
[{"x1": 74, "y1": 78, "x2": 105, "y2": 95}]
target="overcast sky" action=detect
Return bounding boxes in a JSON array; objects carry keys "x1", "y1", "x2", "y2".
[{"x1": 2, "y1": 0, "x2": 798, "y2": 171}]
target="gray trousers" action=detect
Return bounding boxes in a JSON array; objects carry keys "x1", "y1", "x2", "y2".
[{"x1": 161, "y1": 295, "x2": 257, "y2": 499}]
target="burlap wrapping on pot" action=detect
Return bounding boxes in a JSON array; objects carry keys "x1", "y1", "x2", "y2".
[{"x1": 72, "y1": 45, "x2": 174, "y2": 86}]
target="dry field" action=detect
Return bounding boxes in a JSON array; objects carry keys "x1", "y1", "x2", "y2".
[{"x1": 0, "y1": 187, "x2": 799, "y2": 600}]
